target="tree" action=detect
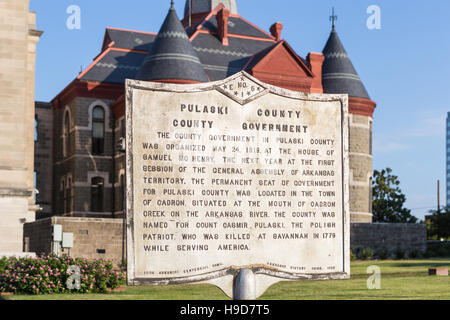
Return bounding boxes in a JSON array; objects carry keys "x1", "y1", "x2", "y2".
[
  {"x1": 372, "y1": 168, "x2": 417, "y2": 223},
  {"x1": 427, "y1": 208, "x2": 450, "y2": 240}
]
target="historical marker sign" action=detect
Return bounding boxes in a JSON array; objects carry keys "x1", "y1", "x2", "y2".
[{"x1": 126, "y1": 72, "x2": 350, "y2": 298}]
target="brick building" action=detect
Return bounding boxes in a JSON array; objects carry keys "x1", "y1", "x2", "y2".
[{"x1": 35, "y1": 0, "x2": 376, "y2": 224}]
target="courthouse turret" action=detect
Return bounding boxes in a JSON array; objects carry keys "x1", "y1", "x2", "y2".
[
  {"x1": 136, "y1": 2, "x2": 208, "y2": 83},
  {"x1": 322, "y1": 19, "x2": 377, "y2": 223}
]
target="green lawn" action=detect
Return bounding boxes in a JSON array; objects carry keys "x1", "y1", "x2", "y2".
[{"x1": 3, "y1": 259, "x2": 450, "y2": 300}]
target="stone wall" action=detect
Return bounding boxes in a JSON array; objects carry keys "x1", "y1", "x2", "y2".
[
  {"x1": 24, "y1": 219, "x2": 426, "y2": 265},
  {"x1": 114, "y1": 116, "x2": 126, "y2": 218},
  {"x1": 0, "y1": 197, "x2": 30, "y2": 252},
  {"x1": 24, "y1": 217, "x2": 125, "y2": 266},
  {"x1": 23, "y1": 217, "x2": 53, "y2": 254},
  {"x1": 348, "y1": 114, "x2": 373, "y2": 223},
  {"x1": 48, "y1": 101, "x2": 376, "y2": 224},
  {"x1": 52, "y1": 97, "x2": 117, "y2": 217},
  {"x1": 35, "y1": 102, "x2": 53, "y2": 218},
  {"x1": 351, "y1": 222, "x2": 427, "y2": 256}
]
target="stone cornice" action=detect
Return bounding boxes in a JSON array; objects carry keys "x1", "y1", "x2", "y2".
[
  {"x1": 348, "y1": 97, "x2": 376, "y2": 117},
  {"x1": 0, "y1": 188, "x2": 32, "y2": 198},
  {"x1": 29, "y1": 28, "x2": 43, "y2": 38}
]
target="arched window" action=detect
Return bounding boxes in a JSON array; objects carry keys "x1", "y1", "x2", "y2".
[
  {"x1": 92, "y1": 106, "x2": 105, "y2": 155},
  {"x1": 91, "y1": 177, "x2": 104, "y2": 212},
  {"x1": 63, "y1": 111, "x2": 70, "y2": 157}
]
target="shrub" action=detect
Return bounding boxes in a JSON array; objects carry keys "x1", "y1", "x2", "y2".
[
  {"x1": 361, "y1": 248, "x2": 374, "y2": 260},
  {"x1": 408, "y1": 249, "x2": 422, "y2": 259},
  {"x1": 353, "y1": 248, "x2": 362, "y2": 260},
  {"x1": 376, "y1": 249, "x2": 390, "y2": 260},
  {"x1": 0, "y1": 254, "x2": 126, "y2": 295},
  {"x1": 350, "y1": 250, "x2": 357, "y2": 261},
  {"x1": 437, "y1": 246, "x2": 450, "y2": 257},
  {"x1": 426, "y1": 242, "x2": 450, "y2": 258},
  {"x1": 0, "y1": 257, "x2": 8, "y2": 274},
  {"x1": 394, "y1": 247, "x2": 405, "y2": 260}
]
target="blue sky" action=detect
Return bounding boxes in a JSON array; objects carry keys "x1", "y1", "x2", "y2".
[{"x1": 30, "y1": 0, "x2": 450, "y2": 220}]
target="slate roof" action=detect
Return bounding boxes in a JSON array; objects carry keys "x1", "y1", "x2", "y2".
[
  {"x1": 197, "y1": 16, "x2": 273, "y2": 40},
  {"x1": 322, "y1": 29, "x2": 370, "y2": 100},
  {"x1": 135, "y1": 5, "x2": 208, "y2": 82},
  {"x1": 102, "y1": 28, "x2": 156, "y2": 51},
  {"x1": 78, "y1": 5, "x2": 300, "y2": 85},
  {"x1": 81, "y1": 50, "x2": 146, "y2": 84},
  {"x1": 191, "y1": 32, "x2": 276, "y2": 80}
]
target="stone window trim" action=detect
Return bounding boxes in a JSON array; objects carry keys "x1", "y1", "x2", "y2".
[
  {"x1": 115, "y1": 116, "x2": 126, "y2": 139},
  {"x1": 59, "y1": 173, "x2": 73, "y2": 215},
  {"x1": 114, "y1": 169, "x2": 126, "y2": 187},
  {"x1": 60, "y1": 176, "x2": 65, "y2": 192},
  {"x1": 74, "y1": 125, "x2": 112, "y2": 133},
  {"x1": 59, "y1": 106, "x2": 73, "y2": 137},
  {"x1": 65, "y1": 173, "x2": 73, "y2": 186},
  {"x1": 73, "y1": 100, "x2": 113, "y2": 133},
  {"x1": 114, "y1": 116, "x2": 125, "y2": 132},
  {"x1": 73, "y1": 171, "x2": 113, "y2": 188},
  {"x1": 91, "y1": 176, "x2": 105, "y2": 213},
  {"x1": 54, "y1": 153, "x2": 113, "y2": 166},
  {"x1": 92, "y1": 105, "x2": 105, "y2": 155},
  {"x1": 59, "y1": 174, "x2": 73, "y2": 191}
]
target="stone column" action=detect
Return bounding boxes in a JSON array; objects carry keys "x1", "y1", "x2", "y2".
[
  {"x1": 349, "y1": 113, "x2": 373, "y2": 223},
  {"x1": 0, "y1": 0, "x2": 42, "y2": 252}
]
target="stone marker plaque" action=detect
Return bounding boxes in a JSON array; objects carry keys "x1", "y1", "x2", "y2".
[{"x1": 126, "y1": 72, "x2": 350, "y2": 298}]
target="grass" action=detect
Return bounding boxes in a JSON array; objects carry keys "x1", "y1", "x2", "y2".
[{"x1": 3, "y1": 259, "x2": 450, "y2": 300}]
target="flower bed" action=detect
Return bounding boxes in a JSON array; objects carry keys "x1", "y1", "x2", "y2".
[{"x1": 0, "y1": 255, "x2": 126, "y2": 295}]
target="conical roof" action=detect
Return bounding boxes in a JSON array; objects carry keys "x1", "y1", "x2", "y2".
[
  {"x1": 136, "y1": 4, "x2": 208, "y2": 83},
  {"x1": 322, "y1": 29, "x2": 370, "y2": 100}
]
